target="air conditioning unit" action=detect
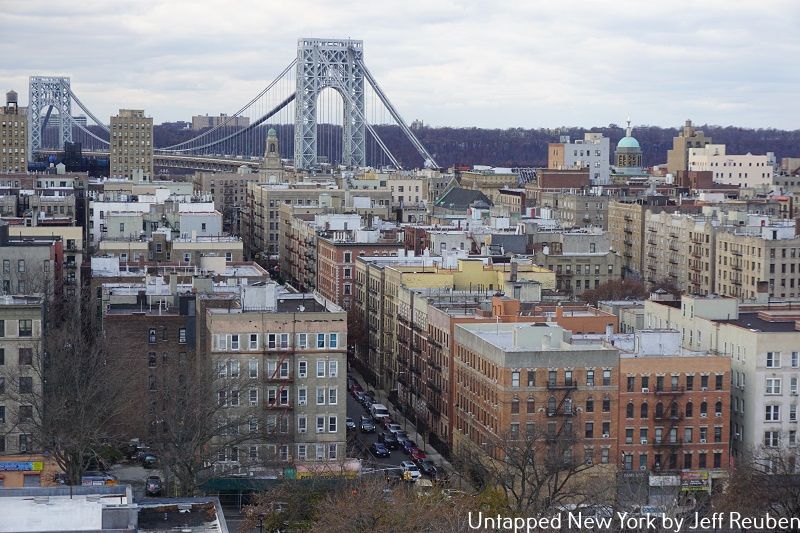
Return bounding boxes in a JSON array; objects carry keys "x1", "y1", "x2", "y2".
[
  {"x1": 641, "y1": 387, "x2": 649, "y2": 393},
  {"x1": 639, "y1": 465, "x2": 647, "y2": 471},
  {"x1": 602, "y1": 433, "x2": 610, "y2": 438},
  {"x1": 641, "y1": 439, "x2": 648, "y2": 445},
  {"x1": 585, "y1": 459, "x2": 593, "y2": 465},
  {"x1": 316, "y1": 428, "x2": 325, "y2": 433},
  {"x1": 701, "y1": 387, "x2": 708, "y2": 391},
  {"x1": 791, "y1": 391, "x2": 798, "y2": 396},
  {"x1": 700, "y1": 413, "x2": 708, "y2": 418},
  {"x1": 715, "y1": 412, "x2": 722, "y2": 417},
  {"x1": 700, "y1": 438, "x2": 707, "y2": 444},
  {"x1": 298, "y1": 428, "x2": 306, "y2": 433}
]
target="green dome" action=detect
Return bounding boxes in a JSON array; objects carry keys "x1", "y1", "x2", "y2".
[
  {"x1": 617, "y1": 136, "x2": 640, "y2": 149},
  {"x1": 267, "y1": 128, "x2": 277, "y2": 137}
]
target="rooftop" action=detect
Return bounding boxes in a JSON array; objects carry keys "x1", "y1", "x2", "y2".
[{"x1": 716, "y1": 313, "x2": 799, "y2": 333}]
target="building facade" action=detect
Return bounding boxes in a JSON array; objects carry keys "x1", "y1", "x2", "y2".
[
  {"x1": 109, "y1": 109, "x2": 153, "y2": 180},
  {"x1": 0, "y1": 91, "x2": 27, "y2": 173},
  {"x1": 548, "y1": 133, "x2": 611, "y2": 184}
]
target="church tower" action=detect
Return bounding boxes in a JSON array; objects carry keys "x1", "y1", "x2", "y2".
[
  {"x1": 263, "y1": 128, "x2": 281, "y2": 170},
  {"x1": 614, "y1": 119, "x2": 643, "y2": 170}
]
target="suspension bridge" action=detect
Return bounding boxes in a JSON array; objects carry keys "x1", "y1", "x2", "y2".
[{"x1": 29, "y1": 38, "x2": 438, "y2": 172}]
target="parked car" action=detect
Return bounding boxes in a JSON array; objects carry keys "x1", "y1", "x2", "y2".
[
  {"x1": 360, "y1": 415, "x2": 376, "y2": 433},
  {"x1": 354, "y1": 390, "x2": 366, "y2": 402},
  {"x1": 416, "y1": 458, "x2": 438, "y2": 478},
  {"x1": 386, "y1": 423, "x2": 403, "y2": 434},
  {"x1": 370, "y1": 403, "x2": 390, "y2": 421},
  {"x1": 81, "y1": 471, "x2": 117, "y2": 486},
  {"x1": 385, "y1": 467, "x2": 404, "y2": 484},
  {"x1": 141, "y1": 454, "x2": 158, "y2": 469},
  {"x1": 346, "y1": 417, "x2": 356, "y2": 431},
  {"x1": 401, "y1": 439, "x2": 419, "y2": 455},
  {"x1": 378, "y1": 431, "x2": 400, "y2": 450},
  {"x1": 145, "y1": 475, "x2": 162, "y2": 496},
  {"x1": 370, "y1": 442, "x2": 391, "y2": 458},
  {"x1": 400, "y1": 461, "x2": 422, "y2": 481},
  {"x1": 410, "y1": 448, "x2": 427, "y2": 461},
  {"x1": 360, "y1": 394, "x2": 376, "y2": 409},
  {"x1": 379, "y1": 416, "x2": 395, "y2": 430}
]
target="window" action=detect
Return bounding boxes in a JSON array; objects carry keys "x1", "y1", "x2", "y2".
[
  {"x1": 715, "y1": 374, "x2": 723, "y2": 390},
  {"x1": 329, "y1": 443, "x2": 338, "y2": 460},
  {"x1": 329, "y1": 360, "x2": 338, "y2": 377},
  {"x1": 298, "y1": 388, "x2": 307, "y2": 406},
  {"x1": 229, "y1": 360, "x2": 240, "y2": 378},
  {"x1": 600, "y1": 448, "x2": 609, "y2": 464},
  {"x1": 602, "y1": 397, "x2": 610, "y2": 412},
  {"x1": 329, "y1": 388, "x2": 337, "y2": 405},
  {"x1": 316, "y1": 360, "x2": 325, "y2": 377},
  {"x1": 701, "y1": 375, "x2": 709, "y2": 389},
  {"x1": 215, "y1": 335, "x2": 227, "y2": 351},
  {"x1": 764, "y1": 431, "x2": 780, "y2": 447},
  {"x1": 527, "y1": 397, "x2": 535, "y2": 413},
  {"x1": 298, "y1": 416, "x2": 307, "y2": 434},
  {"x1": 249, "y1": 334, "x2": 258, "y2": 350},
  {"x1": 317, "y1": 333, "x2": 325, "y2": 349},
  {"x1": 249, "y1": 360, "x2": 258, "y2": 378},
  {"x1": 626, "y1": 403, "x2": 634, "y2": 418},
  {"x1": 626, "y1": 376, "x2": 634, "y2": 392},
  {"x1": 18, "y1": 405, "x2": 32, "y2": 422},
  {"x1": 18, "y1": 434, "x2": 29, "y2": 452},
  {"x1": 249, "y1": 418, "x2": 258, "y2": 433},
  {"x1": 249, "y1": 389, "x2": 258, "y2": 406},
  {"x1": 279, "y1": 389, "x2": 288, "y2": 405},
  {"x1": 527, "y1": 370, "x2": 535, "y2": 387},
  {"x1": 19, "y1": 320, "x2": 32, "y2": 337},
  {"x1": 178, "y1": 328, "x2": 186, "y2": 344},
  {"x1": 149, "y1": 328, "x2": 157, "y2": 344},
  {"x1": 686, "y1": 402, "x2": 693, "y2": 418},
  {"x1": 766, "y1": 378, "x2": 781, "y2": 394},
  {"x1": 791, "y1": 404, "x2": 797, "y2": 422},
  {"x1": 329, "y1": 333, "x2": 338, "y2": 349},
  {"x1": 766, "y1": 405, "x2": 780, "y2": 421},
  {"x1": 767, "y1": 352, "x2": 780, "y2": 368},
  {"x1": 585, "y1": 422, "x2": 594, "y2": 438},
  {"x1": 602, "y1": 369, "x2": 611, "y2": 386},
  {"x1": 686, "y1": 375, "x2": 694, "y2": 391},
  {"x1": 640, "y1": 402, "x2": 648, "y2": 418},
  {"x1": 511, "y1": 371, "x2": 520, "y2": 388},
  {"x1": 317, "y1": 387, "x2": 325, "y2": 405},
  {"x1": 230, "y1": 390, "x2": 240, "y2": 406},
  {"x1": 0, "y1": 321, "x2": 4, "y2": 337},
  {"x1": 328, "y1": 416, "x2": 337, "y2": 433},
  {"x1": 279, "y1": 333, "x2": 289, "y2": 349},
  {"x1": 714, "y1": 426, "x2": 722, "y2": 443},
  {"x1": 298, "y1": 361, "x2": 307, "y2": 378},
  {"x1": 18, "y1": 348, "x2": 32, "y2": 366},
  {"x1": 19, "y1": 377, "x2": 32, "y2": 394},
  {"x1": 511, "y1": 399, "x2": 520, "y2": 414},
  {"x1": 298, "y1": 333, "x2": 308, "y2": 349},
  {"x1": 148, "y1": 352, "x2": 156, "y2": 368},
  {"x1": 17, "y1": 259, "x2": 25, "y2": 273},
  {"x1": 585, "y1": 398, "x2": 594, "y2": 412},
  {"x1": 230, "y1": 335, "x2": 239, "y2": 350},
  {"x1": 793, "y1": 352, "x2": 799, "y2": 368}
]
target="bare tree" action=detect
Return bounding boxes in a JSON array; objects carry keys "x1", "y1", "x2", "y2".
[
  {"x1": 455, "y1": 426, "x2": 612, "y2": 515},
  {"x1": 580, "y1": 279, "x2": 649, "y2": 306},
  {"x1": 243, "y1": 477, "x2": 474, "y2": 533},
  {"x1": 715, "y1": 446, "x2": 800, "y2": 522}
]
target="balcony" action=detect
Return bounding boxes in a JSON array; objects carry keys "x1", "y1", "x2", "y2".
[
  {"x1": 411, "y1": 365, "x2": 422, "y2": 376},
  {"x1": 426, "y1": 379, "x2": 442, "y2": 393},
  {"x1": 547, "y1": 380, "x2": 577, "y2": 391},
  {"x1": 547, "y1": 408, "x2": 575, "y2": 417}
]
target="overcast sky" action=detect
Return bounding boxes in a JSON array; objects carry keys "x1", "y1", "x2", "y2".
[{"x1": 3, "y1": 0, "x2": 798, "y2": 129}]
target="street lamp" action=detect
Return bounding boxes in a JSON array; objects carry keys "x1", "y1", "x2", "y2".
[{"x1": 258, "y1": 512, "x2": 265, "y2": 533}]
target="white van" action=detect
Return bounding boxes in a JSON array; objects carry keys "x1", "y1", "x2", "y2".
[{"x1": 370, "y1": 403, "x2": 390, "y2": 420}]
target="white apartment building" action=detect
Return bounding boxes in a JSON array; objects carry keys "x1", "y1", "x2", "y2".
[
  {"x1": 548, "y1": 133, "x2": 611, "y2": 185},
  {"x1": 645, "y1": 295, "x2": 800, "y2": 464},
  {"x1": 688, "y1": 144, "x2": 775, "y2": 189}
]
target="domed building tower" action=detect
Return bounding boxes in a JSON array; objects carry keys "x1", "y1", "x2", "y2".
[{"x1": 614, "y1": 119, "x2": 643, "y2": 170}]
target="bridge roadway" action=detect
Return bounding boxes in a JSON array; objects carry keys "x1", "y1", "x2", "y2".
[{"x1": 37, "y1": 149, "x2": 262, "y2": 173}]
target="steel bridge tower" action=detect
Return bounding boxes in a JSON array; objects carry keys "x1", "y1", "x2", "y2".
[
  {"x1": 294, "y1": 38, "x2": 365, "y2": 170},
  {"x1": 28, "y1": 76, "x2": 73, "y2": 159}
]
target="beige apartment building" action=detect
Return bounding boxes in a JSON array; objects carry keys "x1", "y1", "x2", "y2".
[
  {"x1": 204, "y1": 285, "x2": 347, "y2": 474},
  {"x1": 1, "y1": 91, "x2": 27, "y2": 172},
  {"x1": 557, "y1": 193, "x2": 609, "y2": 230},
  {"x1": 608, "y1": 199, "x2": 680, "y2": 278},
  {"x1": 278, "y1": 204, "x2": 327, "y2": 292},
  {"x1": 194, "y1": 170, "x2": 265, "y2": 232},
  {"x1": 642, "y1": 212, "x2": 716, "y2": 294},
  {"x1": 109, "y1": 109, "x2": 153, "y2": 180},
  {"x1": 666, "y1": 120, "x2": 712, "y2": 175},
  {"x1": 0, "y1": 296, "x2": 44, "y2": 455},
  {"x1": 715, "y1": 221, "x2": 800, "y2": 300},
  {"x1": 242, "y1": 182, "x2": 343, "y2": 259}
]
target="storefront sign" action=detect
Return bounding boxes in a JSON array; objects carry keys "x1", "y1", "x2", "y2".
[{"x1": 0, "y1": 461, "x2": 43, "y2": 472}]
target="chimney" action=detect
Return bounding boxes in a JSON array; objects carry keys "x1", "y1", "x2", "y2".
[
  {"x1": 605, "y1": 323, "x2": 613, "y2": 341},
  {"x1": 510, "y1": 261, "x2": 518, "y2": 282},
  {"x1": 555, "y1": 305, "x2": 563, "y2": 319}
]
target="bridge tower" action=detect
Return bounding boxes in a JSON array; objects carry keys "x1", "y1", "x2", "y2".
[
  {"x1": 294, "y1": 38, "x2": 365, "y2": 170},
  {"x1": 28, "y1": 76, "x2": 73, "y2": 159}
]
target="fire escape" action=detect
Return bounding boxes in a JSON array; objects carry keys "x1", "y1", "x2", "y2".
[
  {"x1": 545, "y1": 372, "x2": 578, "y2": 450},
  {"x1": 689, "y1": 233, "x2": 704, "y2": 294},
  {"x1": 262, "y1": 339, "x2": 296, "y2": 464},
  {"x1": 651, "y1": 384, "x2": 686, "y2": 472}
]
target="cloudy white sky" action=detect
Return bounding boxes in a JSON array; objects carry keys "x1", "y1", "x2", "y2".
[{"x1": 3, "y1": 0, "x2": 799, "y2": 129}]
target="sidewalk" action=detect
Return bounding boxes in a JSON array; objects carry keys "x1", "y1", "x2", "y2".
[{"x1": 349, "y1": 368, "x2": 473, "y2": 492}]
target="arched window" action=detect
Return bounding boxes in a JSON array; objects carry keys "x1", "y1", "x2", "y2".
[
  {"x1": 548, "y1": 396, "x2": 556, "y2": 415},
  {"x1": 564, "y1": 398, "x2": 573, "y2": 415},
  {"x1": 626, "y1": 403, "x2": 634, "y2": 418},
  {"x1": 511, "y1": 398, "x2": 520, "y2": 414},
  {"x1": 715, "y1": 401, "x2": 722, "y2": 416},
  {"x1": 655, "y1": 402, "x2": 664, "y2": 418},
  {"x1": 685, "y1": 401, "x2": 693, "y2": 418},
  {"x1": 700, "y1": 402, "x2": 708, "y2": 416},
  {"x1": 640, "y1": 402, "x2": 648, "y2": 418},
  {"x1": 670, "y1": 402, "x2": 679, "y2": 418},
  {"x1": 527, "y1": 397, "x2": 535, "y2": 414}
]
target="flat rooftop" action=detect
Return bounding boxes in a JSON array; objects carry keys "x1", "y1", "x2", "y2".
[
  {"x1": 0, "y1": 487, "x2": 131, "y2": 532},
  {"x1": 716, "y1": 313, "x2": 799, "y2": 333}
]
